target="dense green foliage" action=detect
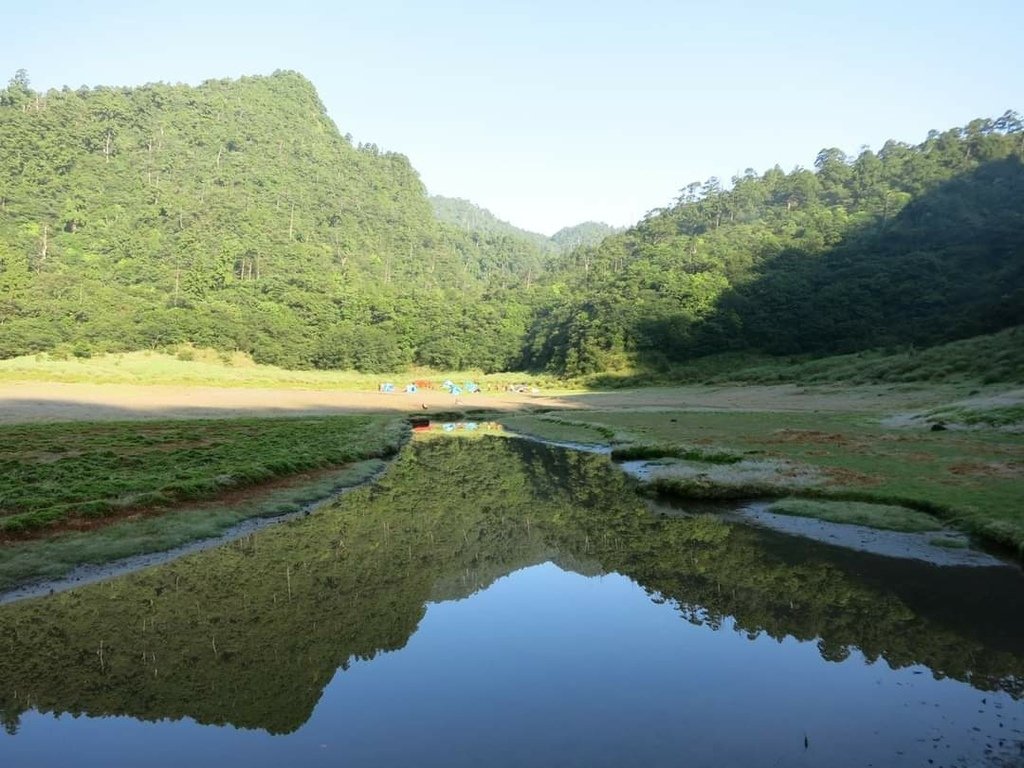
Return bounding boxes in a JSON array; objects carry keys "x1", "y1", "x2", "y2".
[
  {"x1": 430, "y1": 194, "x2": 558, "y2": 254},
  {"x1": 526, "y1": 115, "x2": 1024, "y2": 374},
  {"x1": 0, "y1": 414, "x2": 405, "y2": 533},
  {"x1": 429, "y1": 196, "x2": 618, "y2": 294},
  {"x1": 430, "y1": 195, "x2": 619, "y2": 258},
  {"x1": 0, "y1": 71, "x2": 536, "y2": 371},
  {"x1": 549, "y1": 220, "x2": 622, "y2": 251},
  {"x1": 1, "y1": 66, "x2": 1021, "y2": 376},
  {"x1": 1, "y1": 438, "x2": 1021, "y2": 736},
  {"x1": 606, "y1": 325, "x2": 1024, "y2": 387}
]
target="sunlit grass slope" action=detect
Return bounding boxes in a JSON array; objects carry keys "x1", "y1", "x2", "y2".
[
  {"x1": 0, "y1": 347, "x2": 565, "y2": 391},
  {"x1": 587, "y1": 327, "x2": 1024, "y2": 388}
]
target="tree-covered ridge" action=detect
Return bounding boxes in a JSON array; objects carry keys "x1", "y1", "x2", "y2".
[
  {"x1": 0, "y1": 70, "x2": 535, "y2": 371},
  {"x1": 430, "y1": 196, "x2": 619, "y2": 255},
  {"x1": 526, "y1": 114, "x2": 1024, "y2": 375},
  {"x1": 430, "y1": 195, "x2": 557, "y2": 253},
  {"x1": 549, "y1": 221, "x2": 622, "y2": 251},
  {"x1": 2, "y1": 66, "x2": 1021, "y2": 375},
  {"x1": 1, "y1": 438, "x2": 1021, "y2": 736},
  {"x1": 429, "y1": 196, "x2": 619, "y2": 290}
]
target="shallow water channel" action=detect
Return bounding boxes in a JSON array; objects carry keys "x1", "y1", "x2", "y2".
[{"x1": 1, "y1": 437, "x2": 1023, "y2": 767}]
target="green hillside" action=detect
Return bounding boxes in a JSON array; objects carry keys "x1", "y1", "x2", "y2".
[
  {"x1": 525, "y1": 115, "x2": 1024, "y2": 375},
  {"x1": 428, "y1": 196, "x2": 619, "y2": 287},
  {"x1": 1, "y1": 67, "x2": 1021, "y2": 378},
  {"x1": 0, "y1": 70, "x2": 535, "y2": 371},
  {"x1": 550, "y1": 221, "x2": 622, "y2": 251},
  {"x1": 430, "y1": 194, "x2": 556, "y2": 252}
]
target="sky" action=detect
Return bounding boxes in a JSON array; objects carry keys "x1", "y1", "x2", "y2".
[{"x1": 4, "y1": 0, "x2": 1023, "y2": 235}]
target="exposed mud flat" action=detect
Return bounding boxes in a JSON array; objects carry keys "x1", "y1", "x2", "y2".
[{"x1": 728, "y1": 502, "x2": 1009, "y2": 567}]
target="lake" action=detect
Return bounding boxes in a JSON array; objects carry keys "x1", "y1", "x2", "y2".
[{"x1": 1, "y1": 437, "x2": 1022, "y2": 767}]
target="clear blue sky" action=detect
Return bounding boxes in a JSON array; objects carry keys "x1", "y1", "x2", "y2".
[{"x1": 4, "y1": 0, "x2": 1022, "y2": 234}]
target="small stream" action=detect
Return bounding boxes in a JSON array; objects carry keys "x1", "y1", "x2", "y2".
[{"x1": 1, "y1": 437, "x2": 1022, "y2": 767}]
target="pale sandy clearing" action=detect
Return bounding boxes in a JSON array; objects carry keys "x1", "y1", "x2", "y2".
[{"x1": 0, "y1": 382, "x2": 958, "y2": 424}]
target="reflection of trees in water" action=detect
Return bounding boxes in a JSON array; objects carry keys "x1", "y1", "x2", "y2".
[
  {"x1": 1, "y1": 709, "x2": 18, "y2": 736},
  {"x1": 0, "y1": 437, "x2": 1022, "y2": 735}
]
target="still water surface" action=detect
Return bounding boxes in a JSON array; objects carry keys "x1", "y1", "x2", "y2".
[{"x1": 1, "y1": 438, "x2": 1022, "y2": 767}]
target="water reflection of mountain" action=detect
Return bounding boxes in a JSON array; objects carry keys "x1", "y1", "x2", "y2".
[{"x1": 1, "y1": 438, "x2": 1022, "y2": 736}]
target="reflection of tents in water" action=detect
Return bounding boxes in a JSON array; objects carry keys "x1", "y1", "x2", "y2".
[{"x1": 439, "y1": 422, "x2": 482, "y2": 432}]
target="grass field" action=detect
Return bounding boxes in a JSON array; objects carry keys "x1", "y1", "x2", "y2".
[
  {"x1": 0, "y1": 459, "x2": 386, "y2": 591},
  {"x1": 4, "y1": 328, "x2": 1021, "y2": 394},
  {"x1": 586, "y1": 326, "x2": 1024, "y2": 388},
  {"x1": 765, "y1": 498, "x2": 945, "y2": 533},
  {"x1": 0, "y1": 414, "x2": 406, "y2": 535},
  {"x1": 0, "y1": 347, "x2": 567, "y2": 391}
]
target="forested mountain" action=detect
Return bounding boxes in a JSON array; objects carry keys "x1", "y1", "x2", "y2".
[
  {"x1": 550, "y1": 221, "x2": 622, "y2": 251},
  {"x1": 525, "y1": 115, "x2": 1024, "y2": 375},
  {"x1": 0, "y1": 70, "x2": 538, "y2": 371},
  {"x1": 428, "y1": 195, "x2": 556, "y2": 293},
  {"x1": 430, "y1": 195, "x2": 614, "y2": 264},
  {"x1": 430, "y1": 195, "x2": 556, "y2": 253},
  {"x1": 1, "y1": 66, "x2": 1021, "y2": 376}
]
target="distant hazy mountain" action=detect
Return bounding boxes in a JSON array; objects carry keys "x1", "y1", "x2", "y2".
[
  {"x1": 429, "y1": 195, "x2": 619, "y2": 254},
  {"x1": 550, "y1": 221, "x2": 623, "y2": 251}
]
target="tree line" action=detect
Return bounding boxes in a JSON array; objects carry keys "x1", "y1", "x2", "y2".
[{"x1": 524, "y1": 114, "x2": 1024, "y2": 375}]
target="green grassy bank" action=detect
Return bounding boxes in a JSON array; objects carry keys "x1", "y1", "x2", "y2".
[
  {"x1": 0, "y1": 459, "x2": 386, "y2": 591},
  {"x1": 502, "y1": 410, "x2": 1024, "y2": 556},
  {"x1": 0, "y1": 414, "x2": 408, "y2": 588},
  {"x1": 0, "y1": 414, "x2": 407, "y2": 534},
  {"x1": 585, "y1": 327, "x2": 1024, "y2": 388}
]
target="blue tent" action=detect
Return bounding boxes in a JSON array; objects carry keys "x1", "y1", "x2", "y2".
[
  {"x1": 406, "y1": 383, "x2": 418, "y2": 393},
  {"x1": 379, "y1": 382, "x2": 395, "y2": 393}
]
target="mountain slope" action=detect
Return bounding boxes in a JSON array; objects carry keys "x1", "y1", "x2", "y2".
[
  {"x1": 1, "y1": 68, "x2": 1020, "y2": 378},
  {"x1": 525, "y1": 114, "x2": 1024, "y2": 375},
  {"x1": 550, "y1": 221, "x2": 622, "y2": 251},
  {"x1": 430, "y1": 194, "x2": 619, "y2": 257},
  {"x1": 0, "y1": 71, "x2": 532, "y2": 370},
  {"x1": 429, "y1": 195, "x2": 556, "y2": 252}
]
